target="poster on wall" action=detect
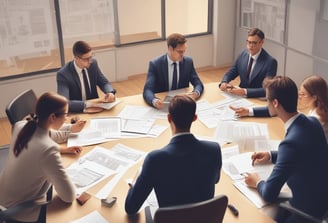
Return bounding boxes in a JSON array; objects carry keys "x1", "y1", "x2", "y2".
[
  {"x1": 240, "y1": 0, "x2": 286, "y2": 43},
  {"x1": 0, "y1": 0, "x2": 54, "y2": 64}
]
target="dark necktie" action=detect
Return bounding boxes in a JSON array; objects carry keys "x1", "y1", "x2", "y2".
[
  {"x1": 247, "y1": 56, "x2": 254, "y2": 79},
  {"x1": 172, "y1": 62, "x2": 178, "y2": 90},
  {"x1": 82, "y1": 69, "x2": 91, "y2": 98}
]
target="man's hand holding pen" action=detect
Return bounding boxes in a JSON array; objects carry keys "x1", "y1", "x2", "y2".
[{"x1": 243, "y1": 152, "x2": 271, "y2": 188}]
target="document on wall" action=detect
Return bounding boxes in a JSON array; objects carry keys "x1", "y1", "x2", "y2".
[
  {"x1": 69, "y1": 210, "x2": 108, "y2": 223},
  {"x1": 66, "y1": 144, "x2": 145, "y2": 196}
]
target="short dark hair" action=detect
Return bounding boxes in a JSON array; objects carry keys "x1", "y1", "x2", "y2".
[
  {"x1": 169, "y1": 95, "x2": 196, "y2": 130},
  {"x1": 263, "y1": 76, "x2": 298, "y2": 113},
  {"x1": 248, "y1": 28, "x2": 265, "y2": 40},
  {"x1": 167, "y1": 33, "x2": 187, "y2": 49},
  {"x1": 73, "y1": 41, "x2": 92, "y2": 57}
]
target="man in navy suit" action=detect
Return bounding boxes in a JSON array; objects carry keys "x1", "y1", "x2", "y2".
[
  {"x1": 219, "y1": 28, "x2": 277, "y2": 98},
  {"x1": 244, "y1": 76, "x2": 328, "y2": 223},
  {"x1": 125, "y1": 95, "x2": 222, "y2": 215},
  {"x1": 143, "y1": 33, "x2": 204, "y2": 109},
  {"x1": 57, "y1": 41, "x2": 116, "y2": 113}
]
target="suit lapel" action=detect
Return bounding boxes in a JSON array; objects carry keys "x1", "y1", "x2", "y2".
[
  {"x1": 178, "y1": 60, "x2": 184, "y2": 88},
  {"x1": 249, "y1": 51, "x2": 265, "y2": 82},
  {"x1": 69, "y1": 62, "x2": 82, "y2": 92},
  {"x1": 163, "y1": 56, "x2": 169, "y2": 90}
]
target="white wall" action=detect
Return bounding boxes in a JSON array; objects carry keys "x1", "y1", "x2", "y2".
[{"x1": 0, "y1": 0, "x2": 236, "y2": 118}]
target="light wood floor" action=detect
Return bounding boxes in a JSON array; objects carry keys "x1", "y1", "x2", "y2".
[{"x1": 0, "y1": 66, "x2": 229, "y2": 146}]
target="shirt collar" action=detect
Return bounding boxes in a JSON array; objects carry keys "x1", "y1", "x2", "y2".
[
  {"x1": 74, "y1": 60, "x2": 83, "y2": 74},
  {"x1": 167, "y1": 54, "x2": 178, "y2": 65},
  {"x1": 284, "y1": 113, "x2": 301, "y2": 132},
  {"x1": 249, "y1": 48, "x2": 262, "y2": 61}
]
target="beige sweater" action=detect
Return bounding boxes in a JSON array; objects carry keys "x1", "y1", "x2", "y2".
[{"x1": 0, "y1": 121, "x2": 76, "y2": 222}]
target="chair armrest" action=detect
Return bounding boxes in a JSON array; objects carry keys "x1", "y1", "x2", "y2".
[
  {"x1": 279, "y1": 201, "x2": 321, "y2": 223},
  {"x1": 0, "y1": 199, "x2": 50, "y2": 220}
]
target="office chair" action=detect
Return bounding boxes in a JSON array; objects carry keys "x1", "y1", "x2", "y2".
[
  {"x1": 0, "y1": 144, "x2": 9, "y2": 171},
  {"x1": 279, "y1": 201, "x2": 328, "y2": 223},
  {"x1": 150, "y1": 195, "x2": 228, "y2": 223},
  {"x1": 5, "y1": 89, "x2": 37, "y2": 125}
]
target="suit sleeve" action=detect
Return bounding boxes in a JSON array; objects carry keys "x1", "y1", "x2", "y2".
[
  {"x1": 143, "y1": 61, "x2": 158, "y2": 107},
  {"x1": 41, "y1": 146, "x2": 76, "y2": 203},
  {"x1": 188, "y1": 59, "x2": 204, "y2": 96},
  {"x1": 221, "y1": 52, "x2": 243, "y2": 84},
  {"x1": 125, "y1": 154, "x2": 154, "y2": 214},
  {"x1": 257, "y1": 145, "x2": 294, "y2": 203},
  {"x1": 253, "y1": 106, "x2": 271, "y2": 117},
  {"x1": 93, "y1": 60, "x2": 115, "y2": 94},
  {"x1": 56, "y1": 70, "x2": 85, "y2": 113}
]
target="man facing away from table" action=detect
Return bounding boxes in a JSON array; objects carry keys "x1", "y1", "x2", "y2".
[
  {"x1": 244, "y1": 76, "x2": 328, "y2": 223},
  {"x1": 125, "y1": 95, "x2": 222, "y2": 215},
  {"x1": 143, "y1": 33, "x2": 204, "y2": 109}
]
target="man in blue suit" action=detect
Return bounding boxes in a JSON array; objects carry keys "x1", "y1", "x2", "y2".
[
  {"x1": 57, "y1": 41, "x2": 116, "y2": 113},
  {"x1": 244, "y1": 76, "x2": 328, "y2": 223},
  {"x1": 125, "y1": 95, "x2": 222, "y2": 215},
  {"x1": 219, "y1": 28, "x2": 277, "y2": 98},
  {"x1": 143, "y1": 33, "x2": 204, "y2": 109}
]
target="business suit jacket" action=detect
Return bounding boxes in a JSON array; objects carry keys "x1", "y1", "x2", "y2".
[
  {"x1": 125, "y1": 134, "x2": 222, "y2": 215},
  {"x1": 257, "y1": 114, "x2": 328, "y2": 222},
  {"x1": 57, "y1": 60, "x2": 115, "y2": 112},
  {"x1": 222, "y1": 49, "x2": 277, "y2": 98},
  {"x1": 143, "y1": 54, "x2": 204, "y2": 106}
]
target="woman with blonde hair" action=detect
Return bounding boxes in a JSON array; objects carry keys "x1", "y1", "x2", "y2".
[{"x1": 0, "y1": 92, "x2": 76, "y2": 223}]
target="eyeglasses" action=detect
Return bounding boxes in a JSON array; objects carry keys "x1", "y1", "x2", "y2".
[
  {"x1": 55, "y1": 112, "x2": 69, "y2": 117},
  {"x1": 298, "y1": 92, "x2": 310, "y2": 98},
  {"x1": 174, "y1": 49, "x2": 185, "y2": 55},
  {"x1": 78, "y1": 54, "x2": 95, "y2": 62},
  {"x1": 246, "y1": 40, "x2": 260, "y2": 46}
]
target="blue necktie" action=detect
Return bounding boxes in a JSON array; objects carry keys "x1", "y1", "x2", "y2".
[{"x1": 172, "y1": 62, "x2": 178, "y2": 90}]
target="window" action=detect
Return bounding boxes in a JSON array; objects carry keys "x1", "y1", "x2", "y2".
[
  {"x1": 0, "y1": 0, "x2": 60, "y2": 78},
  {"x1": 166, "y1": 0, "x2": 209, "y2": 36},
  {"x1": 0, "y1": 0, "x2": 212, "y2": 79}
]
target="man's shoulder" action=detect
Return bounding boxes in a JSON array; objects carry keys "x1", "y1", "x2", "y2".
[
  {"x1": 151, "y1": 54, "x2": 166, "y2": 63},
  {"x1": 58, "y1": 61, "x2": 74, "y2": 74}
]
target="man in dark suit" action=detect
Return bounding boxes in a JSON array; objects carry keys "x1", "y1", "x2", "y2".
[
  {"x1": 143, "y1": 33, "x2": 204, "y2": 109},
  {"x1": 57, "y1": 41, "x2": 116, "y2": 113},
  {"x1": 244, "y1": 76, "x2": 328, "y2": 223},
  {"x1": 125, "y1": 95, "x2": 222, "y2": 215},
  {"x1": 219, "y1": 28, "x2": 277, "y2": 98}
]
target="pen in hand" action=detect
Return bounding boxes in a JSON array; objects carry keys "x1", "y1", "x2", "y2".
[{"x1": 251, "y1": 152, "x2": 256, "y2": 166}]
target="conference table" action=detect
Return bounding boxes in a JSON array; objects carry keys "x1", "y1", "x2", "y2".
[{"x1": 47, "y1": 83, "x2": 284, "y2": 223}]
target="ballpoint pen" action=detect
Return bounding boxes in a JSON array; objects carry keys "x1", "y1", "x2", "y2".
[{"x1": 228, "y1": 204, "x2": 239, "y2": 216}]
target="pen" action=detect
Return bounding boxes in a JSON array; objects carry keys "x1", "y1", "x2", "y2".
[
  {"x1": 252, "y1": 152, "x2": 256, "y2": 166},
  {"x1": 228, "y1": 204, "x2": 239, "y2": 216}
]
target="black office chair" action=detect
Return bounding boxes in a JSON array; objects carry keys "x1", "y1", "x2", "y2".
[
  {"x1": 147, "y1": 195, "x2": 228, "y2": 223},
  {"x1": 5, "y1": 89, "x2": 37, "y2": 125},
  {"x1": 279, "y1": 201, "x2": 328, "y2": 223}
]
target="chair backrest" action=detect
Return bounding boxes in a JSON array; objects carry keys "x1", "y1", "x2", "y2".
[
  {"x1": 0, "y1": 145, "x2": 9, "y2": 171},
  {"x1": 5, "y1": 89, "x2": 37, "y2": 125},
  {"x1": 153, "y1": 195, "x2": 228, "y2": 223}
]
